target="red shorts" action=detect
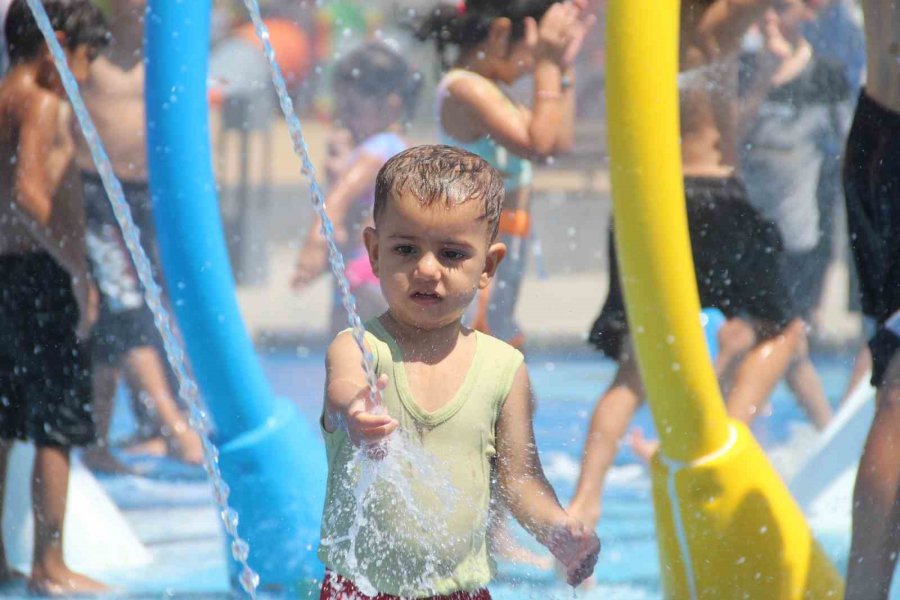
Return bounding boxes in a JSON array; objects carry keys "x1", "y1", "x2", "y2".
[{"x1": 320, "y1": 571, "x2": 491, "y2": 600}]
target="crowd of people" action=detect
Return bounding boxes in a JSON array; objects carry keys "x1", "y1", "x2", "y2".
[{"x1": 0, "y1": 0, "x2": 897, "y2": 598}]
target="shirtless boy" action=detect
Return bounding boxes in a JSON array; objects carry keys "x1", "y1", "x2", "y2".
[
  {"x1": 75, "y1": 0, "x2": 202, "y2": 471},
  {"x1": 0, "y1": 0, "x2": 108, "y2": 593}
]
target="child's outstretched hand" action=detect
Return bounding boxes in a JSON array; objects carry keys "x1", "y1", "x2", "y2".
[
  {"x1": 545, "y1": 515, "x2": 600, "y2": 587},
  {"x1": 291, "y1": 241, "x2": 329, "y2": 289},
  {"x1": 341, "y1": 374, "x2": 399, "y2": 459}
]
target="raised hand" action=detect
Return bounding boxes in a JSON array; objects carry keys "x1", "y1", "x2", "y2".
[
  {"x1": 342, "y1": 374, "x2": 398, "y2": 458},
  {"x1": 535, "y1": 2, "x2": 581, "y2": 65},
  {"x1": 561, "y1": 1, "x2": 598, "y2": 68},
  {"x1": 290, "y1": 240, "x2": 329, "y2": 289}
]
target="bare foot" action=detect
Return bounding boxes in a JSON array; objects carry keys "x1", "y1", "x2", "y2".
[
  {"x1": 167, "y1": 426, "x2": 204, "y2": 466},
  {"x1": 80, "y1": 447, "x2": 135, "y2": 475},
  {"x1": 120, "y1": 436, "x2": 167, "y2": 457},
  {"x1": 28, "y1": 565, "x2": 108, "y2": 596},
  {"x1": 627, "y1": 427, "x2": 659, "y2": 463}
]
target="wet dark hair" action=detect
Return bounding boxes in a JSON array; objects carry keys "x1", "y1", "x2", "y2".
[
  {"x1": 6, "y1": 0, "x2": 109, "y2": 64},
  {"x1": 374, "y1": 145, "x2": 505, "y2": 241},
  {"x1": 333, "y1": 41, "x2": 423, "y2": 119},
  {"x1": 411, "y1": 0, "x2": 559, "y2": 69}
]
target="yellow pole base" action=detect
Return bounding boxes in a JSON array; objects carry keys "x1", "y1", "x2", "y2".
[{"x1": 650, "y1": 421, "x2": 844, "y2": 599}]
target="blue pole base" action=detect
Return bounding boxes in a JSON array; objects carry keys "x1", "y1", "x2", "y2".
[{"x1": 217, "y1": 396, "x2": 327, "y2": 591}]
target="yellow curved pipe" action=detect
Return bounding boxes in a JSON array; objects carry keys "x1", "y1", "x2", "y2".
[{"x1": 605, "y1": 0, "x2": 843, "y2": 597}]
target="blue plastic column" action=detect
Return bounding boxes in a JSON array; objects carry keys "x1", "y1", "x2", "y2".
[{"x1": 144, "y1": 0, "x2": 325, "y2": 590}]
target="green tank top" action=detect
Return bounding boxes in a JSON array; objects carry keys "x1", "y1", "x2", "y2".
[{"x1": 318, "y1": 319, "x2": 524, "y2": 597}]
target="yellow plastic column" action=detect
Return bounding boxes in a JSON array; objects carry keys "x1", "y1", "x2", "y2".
[{"x1": 605, "y1": 0, "x2": 844, "y2": 597}]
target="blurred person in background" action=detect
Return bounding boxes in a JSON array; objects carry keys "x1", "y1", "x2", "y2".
[
  {"x1": 291, "y1": 41, "x2": 422, "y2": 336},
  {"x1": 75, "y1": 0, "x2": 202, "y2": 472},
  {"x1": 414, "y1": 0, "x2": 595, "y2": 350},
  {"x1": 842, "y1": 0, "x2": 900, "y2": 596},
  {"x1": 0, "y1": 0, "x2": 108, "y2": 592},
  {"x1": 736, "y1": 0, "x2": 851, "y2": 429},
  {"x1": 571, "y1": 0, "x2": 830, "y2": 532}
]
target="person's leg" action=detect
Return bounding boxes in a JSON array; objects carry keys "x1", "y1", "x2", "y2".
[
  {"x1": 782, "y1": 322, "x2": 832, "y2": 429},
  {"x1": 845, "y1": 351, "x2": 900, "y2": 600},
  {"x1": 0, "y1": 440, "x2": 25, "y2": 583},
  {"x1": 714, "y1": 318, "x2": 756, "y2": 396},
  {"x1": 784, "y1": 355, "x2": 833, "y2": 430},
  {"x1": 122, "y1": 346, "x2": 202, "y2": 465},
  {"x1": 841, "y1": 341, "x2": 874, "y2": 406},
  {"x1": 484, "y1": 232, "x2": 529, "y2": 348},
  {"x1": 81, "y1": 363, "x2": 134, "y2": 474},
  {"x1": 28, "y1": 445, "x2": 107, "y2": 595},
  {"x1": 568, "y1": 350, "x2": 644, "y2": 529},
  {"x1": 726, "y1": 319, "x2": 805, "y2": 424}
]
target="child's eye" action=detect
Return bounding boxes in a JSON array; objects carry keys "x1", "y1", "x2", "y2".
[
  {"x1": 394, "y1": 245, "x2": 416, "y2": 256},
  {"x1": 441, "y1": 249, "x2": 468, "y2": 261}
]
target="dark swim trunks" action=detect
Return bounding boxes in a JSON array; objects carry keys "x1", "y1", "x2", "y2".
[
  {"x1": 0, "y1": 253, "x2": 95, "y2": 447},
  {"x1": 843, "y1": 91, "x2": 900, "y2": 386},
  {"x1": 590, "y1": 176, "x2": 793, "y2": 358},
  {"x1": 82, "y1": 171, "x2": 162, "y2": 365}
]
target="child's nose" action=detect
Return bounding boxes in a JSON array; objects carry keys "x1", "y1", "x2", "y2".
[{"x1": 413, "y1": 253, "x2": 441, "y2": 280}]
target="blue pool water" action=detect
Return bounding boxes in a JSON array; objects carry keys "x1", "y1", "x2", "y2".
[{"x1": 5, "y1": 349, "x2": 893, "y2": 599}]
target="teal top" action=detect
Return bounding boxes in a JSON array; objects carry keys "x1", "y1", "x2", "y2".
[
  {"x1": 318, "y1": 319, "x2": 525, "y2": 597},
  {"x1": 436, "y1": 69, "x2": 534, "y2": 191}
]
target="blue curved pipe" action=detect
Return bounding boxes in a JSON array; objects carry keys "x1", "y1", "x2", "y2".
[{"x1": 144, "y1": 0, "x2": 325, "y2": 590}]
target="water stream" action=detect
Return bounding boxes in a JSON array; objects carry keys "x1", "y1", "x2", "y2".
[
  {"x1": 240, "y1": 0, "x2": 381, "y2": 409},
  {"x1": 24, "y1": 1, "x2": 260, "y2": 597}
]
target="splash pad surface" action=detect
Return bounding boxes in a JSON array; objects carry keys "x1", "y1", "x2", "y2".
[{"x1": 2, "y1": 350, "x2": 882, "y2": 600}]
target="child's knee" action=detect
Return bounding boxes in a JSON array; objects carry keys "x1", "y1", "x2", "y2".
[
  {"x1": 717, "y1": 318, "x2": 755, "y2": 357},
  {"x1": 756, "y1": 318, "x2": 805, "y2": 347}
]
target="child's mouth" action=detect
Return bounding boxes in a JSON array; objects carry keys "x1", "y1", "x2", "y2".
[{"x1": 410, "y1": 291, "x2": 442, "y2": 305}]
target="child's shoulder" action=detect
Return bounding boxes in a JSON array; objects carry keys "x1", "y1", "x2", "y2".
[
  {"x1": 1, "y1": 73, "x2": 60, "y2": 129},
  {"x1": 472, "y1": 329, "x2": 525, "y2": 370},
  {"x1": 327, "y1": 320, "x2": 384, "y2": 361},
  {"x1": 440, "y1": 68, "x2": 503, "y2": 101}
]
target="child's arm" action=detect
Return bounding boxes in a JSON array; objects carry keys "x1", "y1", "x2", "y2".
[
  {"x1": 693, "y1": 0, "x2": 780, "y2": 60},
  {"x1": 324, "y1": 332, "x2": 399, "y2": 449},
  {"x1": 291, "y1": 152, "x2": 384, "y2": 289},
  {"x1": 15, "y1": 92, "x2": 67, "y2": 225},
  {"x1": 495, "y1": 363, "x2": 600, "y2": 586}
]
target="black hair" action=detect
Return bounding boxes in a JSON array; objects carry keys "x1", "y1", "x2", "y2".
[
  {"x1": 375, "y1": 144, "x2": 505, "y2": 241},
  {"x1": 5, "y1": 0, "x2": 109, "y2": 64},
  {"x1": 410, "y1": 0, "x2": 558, "y2": 69},
  {"x1": 332, "y1": 41, "x2": 423, "y2": 119}
]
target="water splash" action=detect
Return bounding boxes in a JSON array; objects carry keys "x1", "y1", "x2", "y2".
[
  {"x1": 23, "y1": 2, "x2": 259, "y2": 597},
  {"x1": 239, "y1": 0, "x2": 380, "y2": 408},
  {"x1": 319, "y1": 431, "x2": 464, "y2": 596}
]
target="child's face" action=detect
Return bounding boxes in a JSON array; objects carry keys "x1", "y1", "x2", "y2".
[
  {"x1": 334, "y1": 86, "x2": 401, "y2": 141},
  {"x1": 364, "y1": 191, "x2": 505, "y2": 331}
]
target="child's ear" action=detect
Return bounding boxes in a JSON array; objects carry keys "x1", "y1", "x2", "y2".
[
  {"x1": 479, "y1": 240, "x2": 506, "y2": 290},
  {"x1": 363, "y1": 226, "x2": 380, "y2": 276},
  {"x1": 487, "y1": 18, "x2": 512, "y2": 54}
]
